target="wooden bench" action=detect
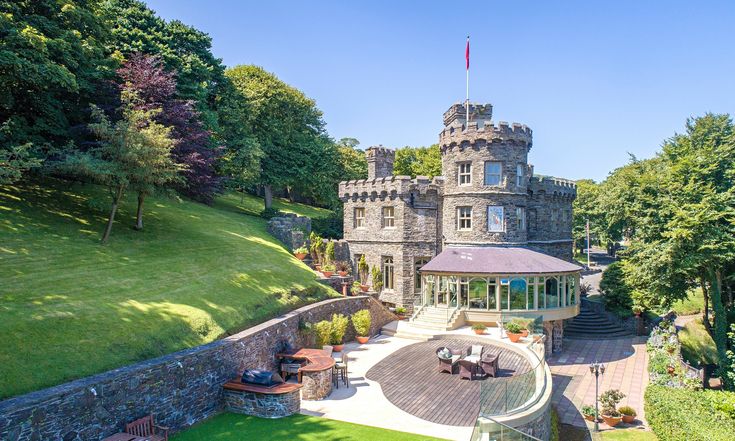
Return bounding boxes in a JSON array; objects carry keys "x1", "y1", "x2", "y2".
[{"x1": 125, "y1": 414, "x2": 168, "y2": 441}]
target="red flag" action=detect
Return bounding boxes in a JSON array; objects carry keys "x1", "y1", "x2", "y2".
[{"x1": 465, "y1": 36, "x2": 470, "y2": 70}]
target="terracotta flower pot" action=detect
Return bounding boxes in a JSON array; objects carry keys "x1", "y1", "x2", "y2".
[
  {"x1": 356, "y1": 336, "x2": 369, "y2": 344},
  {"x1": 474, "y1": 329, "x2": 485, "y2": 335},
  {"x1": 338, "y1": 271, "x2": 348, "y2": 277},
  {"x1": 332, "y1": 344, "x2": 344, "y2": 352},
  {"x1": 667, "y1": 365, "x2": 675, "y2": 375},
  {"x1": 322, "y1": 271, "x2": 334, "y2": 278},
  {"x1": 294, "y1": 252, "x2": 307, "y2": 260},
  {"x1": 315, "y1": 264, "x2": 322, "y2": 271},
  {"x1": 602, "y1": 415, "x2": 622, "y2": 427},
  {"x1": 584, "y1": 414, "x2": 596, "y2": 422},
  {"x1": 360, "y1": 284, "x2": 370, "y2": 292},
  {"x1": 521, "y1": 329, "x2": 529, "y2": 337},
  {"x1": 507, "y1": 332, "x2": 523, "y2": 343},
  {"x1": 622, "y1": 415, "x2": 635, "y2": 424}
]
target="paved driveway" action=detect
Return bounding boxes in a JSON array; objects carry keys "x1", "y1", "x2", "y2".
[{"x1": 548, "y1": 337, "x2": 649, "y2": 429}]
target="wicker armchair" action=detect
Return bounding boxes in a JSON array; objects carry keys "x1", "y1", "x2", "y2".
[
  {"x1": 458, "y1": 359, "x2": 478, "y2": 380},
  {"x1": 480, "y1": 354, "x2": 499, "y2": 378}
]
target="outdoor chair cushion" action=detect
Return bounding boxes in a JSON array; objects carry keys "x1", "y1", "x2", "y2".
[
  {"x1": 437, "y1": 347, "x2": 452, "y2": 359},
  {"x1": 470, "y1": 345, "x2": 483, "y2": 357}
]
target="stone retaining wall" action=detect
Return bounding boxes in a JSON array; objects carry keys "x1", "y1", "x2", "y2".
[
  {"x1": 223, "y1": 388, "x2": 300, "y2": 419},
  {"x1": 267, "y1": 213, "x2": 311, "y2": 251},
  {"x1": 0, "y1": 296, "x2": 395, "y2": 441}
]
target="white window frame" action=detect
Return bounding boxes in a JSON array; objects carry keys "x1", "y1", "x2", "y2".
[
  {"x1": 457, "y1": 206, "x2": 473, "y2": 231},
  {"x1": 354, "y1": 207, "x2": 365, "y2": 228},
  {"x1": 487, "y1": 206, "x2": 504, "y2": 232},
  {"x1": 382, "y1": 206, "x2": 395, "y2": 228},
  {"x1": 516, "y1": 164, "x2": 524, "y2": 187},
  {"x1": 484, "y1": 161, "x2": 502, "y2": 186},
  {"x1": 458, "y1": 162, "x2": 472, "y2": 186}
]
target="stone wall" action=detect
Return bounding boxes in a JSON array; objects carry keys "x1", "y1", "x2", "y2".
[
  {"x1": 512, "y1": 405, "x2": 551, "y2": 441},
  {"x1": 223, "y1": 388, "x2": 300, "y2": 418},
  {"x1": 267, "y1": 214, "x2": 311, "y2": 251},
  {"x1": 0, "y1": 297, "x2": 395, "y2": 441}
]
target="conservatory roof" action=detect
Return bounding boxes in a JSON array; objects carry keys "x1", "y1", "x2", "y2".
[{"x1": 419, "y1": 247, "x2": 583, "y2": 275}]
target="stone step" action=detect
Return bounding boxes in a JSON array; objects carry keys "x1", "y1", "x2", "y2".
[{"x1": 380, "y1": 325, "x2": 436, "y2": 341}]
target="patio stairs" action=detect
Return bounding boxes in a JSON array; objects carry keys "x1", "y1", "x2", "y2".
[
  {"x1": 564, "y1": 305, "x2": 632, "y2": 339},
  {"x1": 408, "y1": 306, "x2": 462, "y2": 331},
  {"x1": 380, "y1": 321, "x2": 437, "y2": 341}
]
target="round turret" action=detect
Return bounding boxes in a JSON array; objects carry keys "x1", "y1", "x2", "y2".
[{"x1": 439, "y1": 103, "x2": 533, "y2": 247}]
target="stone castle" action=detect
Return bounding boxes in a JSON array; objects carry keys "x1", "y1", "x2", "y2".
[{"x1": 339, "y1": 102, "x2": 577, "y2": 309}]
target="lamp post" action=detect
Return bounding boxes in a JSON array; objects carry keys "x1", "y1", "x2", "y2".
[{"x1": 589, "y1": 361, "x2": 606, "y2": 432}]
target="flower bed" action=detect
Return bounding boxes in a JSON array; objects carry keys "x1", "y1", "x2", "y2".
[{"x1": 646, "y1": 319, "x2": 701, "y2": 390}]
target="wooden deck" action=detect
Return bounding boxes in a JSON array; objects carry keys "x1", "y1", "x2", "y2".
[{"x1": 365, "y1": 336, "x2": 533, "y2": 427}]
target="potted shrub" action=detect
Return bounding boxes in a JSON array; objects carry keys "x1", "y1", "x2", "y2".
[
  {"x1": 618, "y1": 405, "x2": 636, "y2": 424},
  {"x1": 321, "y1": 263, "x2": 335, "y2": 278},
  {"x1": 330, "y1": 313, "x2": 349, "y2": 352},
  {"x1": 293, "y1": 245, "x2": 309, "y2": 260},
  {"x1": 314, "y1": 320, "x2": 332, "y2": 348},
  {"x1": 599, "y1": 389, "x2": 625, "y2": 427},
  {"x1": 336, "y1": 261, "x2": 350, "y2": 277},
  {"x1": 309, "y1": 234, "x2": 324, "y2": 270},
  {"x1": 581, "y1": 405, "x2": 597, "y2": 422},
  {"x1": 395, "y1": 306, "x2": 407, "y2": 320},
  {"x1": 511, "y1": 317, "x2": 533, "y2": 337},
  {"x1": 505, "y1": 321, "x2": 524, "y2": 343},
  {"x1": 358, "y1": 255, "x2": 370, "y2": 292},
  {"x1": 352, "y1": 309, "x2": 371, "y2": 344},
  {"x1": 632, "y1": 305, "x2": 643, "y2": 317},
  {"x1": 472, "y1": 323, "x2": 487, "y2": 335},
  {"x1": 371, "y1": 266, "x2": 383, "y2": 292},
  {"x1": 325, "y1": 241, "x2": 335, "y2": 266}
]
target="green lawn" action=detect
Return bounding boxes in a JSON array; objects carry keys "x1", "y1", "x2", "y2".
[
  {"x1": 171, "y1": 413, "x2": 448, "y2": 441},
  {"x1": 669, "y1": 288, "x2": 705, "y2": 316},
  {"x1": 599, "y1": 428, "x2": 658, "y2": 441},
  {"x1": 0, "y1": 179, "x2": 335, "y2": 399},
  {"x1": 679, "y1": 318, "x2": 718, "y2": 366}
]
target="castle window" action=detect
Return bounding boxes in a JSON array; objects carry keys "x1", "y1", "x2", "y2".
[
  {"x1": 354, "y1": 207, "x2": 365, "y2": 228},
  {"x1": 516, "y1": 164, "x2": 524, "y2": 187},
  {"x1": 487, "y1": 206, "x2": 504, "y2": 232},
  {"x1": 458, "y1": 162, "x2": 472, "y2": 185},
  {"x1": 484, "y1": 161, "x2": 502, "y2": 186},
  {"x1": 382, "y1": 256, "x2": 394, "y2": 290},
  {"x1": 457, "y1": 206, "x2": 472, "y2": 230},
  {"x1": 382, "y1": 206, "x2": 395, "y2": 228},
  {"x1": 414, "y1": 257, "x2": 430, "y2": 293},
  {"x1": 516, "y1": 207, "x2": 526, "y2": 231}
]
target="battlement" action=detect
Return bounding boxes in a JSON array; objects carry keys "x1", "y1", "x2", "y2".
[
  {"x1": 439, "y1": 120, "x2": 533, "y2": 151},
  {"x1": 338, "y1": 175, "x2": 444, "y2": 201},
  {"x1": 443, "y1": 102, "x2": 493, "y2": 127},
  {"x1": 529, "y1": 175, "x2": 577, "y2": 199}
]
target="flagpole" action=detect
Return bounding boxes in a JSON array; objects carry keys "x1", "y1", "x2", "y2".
[{"x1": 466, "y1": 36, "x2": 470, "y2": 127}]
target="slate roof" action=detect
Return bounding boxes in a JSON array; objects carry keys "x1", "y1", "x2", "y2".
[{"x1": 420, "y1": 247, "x2": 582, "y2": 275}]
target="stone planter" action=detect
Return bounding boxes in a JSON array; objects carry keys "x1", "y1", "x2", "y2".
[
  {"x1": 507, "y1": 332, "x2": 523, "y2": 343},
  {"x1": 602, "y1": 415, "x2": 622, "y2": 427},
  {"x1": 356, "y1": 336, "x2": 369, "y2": 344}
]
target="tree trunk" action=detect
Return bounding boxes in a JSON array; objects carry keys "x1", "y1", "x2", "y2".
[
  {"x1": 287, "y1": 186, "x2": 296, "y2": 203},
  {"x1": 101, "y1": 185, "x2": 124, "y2": 244},
  {"x1": 263, "y1": 184, "x2": 273, "y2": 209},
  {"x1": 701, "y1": 274, "x2": 712, "y2": 335},
  {"x1": 708, "y1": 268, "x2": 732, "y2": 390},
  {"x1": 135, "y1": 192, "x2": 145, "y2": 231}
]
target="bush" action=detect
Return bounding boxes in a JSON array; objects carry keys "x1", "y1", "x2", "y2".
[
  {"x1": 314, "y1": 320, "x2": 332, "y2": 347},
  {"x1": 550, "y1": 406, "x2": 560, "y2": 441},
  {"x1": 599, "y1": 389, "x2": 625, "y2": 416},
  {"x1": 260, "y1": 207, "x2": 282, "y2": 219},
  {"x1": 311, "y1": 213, "x2": 343, "y2": 239},
  {"x1": 371, "y1": 266, "x2": 383, "y2": 292},
  {"x1": 351, "y1": 309, "x2": 371, "y2": 337},
  {"x1": 471, "y1": 323, "x2": 487, "y2": 331},
  {"x1": 645, "y1": 385, "x2": 735, "y2": 441},
  {"x1": 330, "y1": 313, "x2": 349, "y2": 345},
  {"x1": 324, "y1": 241, "x2": 335, "y2": 265},
  {"x1": 505, "y1": 322, "x2": 523, "y2": 334},
  {"x1": 599, "y1": 262, "x2": 633, "y2": 314},
  {"x1": 618, "y1": 405, "x2": 636, "y2": 417}
]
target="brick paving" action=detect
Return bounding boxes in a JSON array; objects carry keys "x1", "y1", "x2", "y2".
[{"x1": 548, "y1": 337, "x2": 649, "y2": 429}]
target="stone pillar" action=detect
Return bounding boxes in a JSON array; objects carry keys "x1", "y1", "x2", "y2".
[
  {"x1": 543, "y1": 321, "x2": 554, "y2": 357},
  {"x1": 300, "y1": 368, "x2": 332, "y2": 400},
  {"x1": 552, "y1": 320, "x2": 564, "y2": 353}
]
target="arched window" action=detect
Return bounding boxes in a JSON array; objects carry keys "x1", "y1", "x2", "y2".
[
  {"x1": 545, "y1": 277, "x2": 559, "y2": 308},
  {"x1": 468, "y1": 278, "x2": 488, "y2": 309},
  {"x1": 510, "y1": 278, "x2": 528, "y2": 310}
]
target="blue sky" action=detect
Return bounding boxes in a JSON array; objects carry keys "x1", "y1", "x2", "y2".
[{"x1": 146, "y1": 0, "x2": 734, "y2": 181}]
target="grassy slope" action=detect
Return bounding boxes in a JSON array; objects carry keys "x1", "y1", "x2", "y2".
[
  {"x1": 679, "y1": 318, "x2": 718, "y2": 366},
  {"x1": 171, "y1": 413, "x2": 448, "y2": 441},
  {"x1": 219, "y1": 191, "x2": 331, "y2": 219},
  {"x1": 669, "y1": 288, "x2": 704, "y2": 316},
  {"x1": 0, "y1": 179, "x2": 334, "y2": 399}
]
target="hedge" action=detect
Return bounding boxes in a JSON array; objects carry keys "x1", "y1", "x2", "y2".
[{"x1": 645, "y1": 385, "x2": 735, "y2": 441}]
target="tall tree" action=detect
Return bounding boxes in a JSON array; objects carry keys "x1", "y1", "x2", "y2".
[
  {"x1": 393, "y1": 144, "x2": 442, "y2": 178},
  {"x1": 225, "y1": 65, "x2": 333, "y2": 209},
  {"x1": 572, "y1": 179, "x2": 605, "y2": 252},
  {"x1": 336, "y1": 138, "x2": 367, "y2": 181},
  {"x1": 57, "y1": 93, "x2": 180, "y2": 243},
  {"x1": 0, "y1": 0, "x2": 112, "y2": 183}
]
